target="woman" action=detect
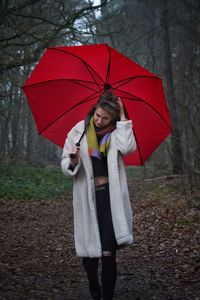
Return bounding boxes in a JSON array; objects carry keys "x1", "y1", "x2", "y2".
[{"x1": 61, "y1": 91, "x2": 136, "y2": 300}]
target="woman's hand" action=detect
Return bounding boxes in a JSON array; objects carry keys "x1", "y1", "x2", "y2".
[
  {"x1": 117, "y1": 97, "x2": 127, "y2": 121},
  {"x1": 69, "y1": 146, "x2": 80, "y2": 167}
]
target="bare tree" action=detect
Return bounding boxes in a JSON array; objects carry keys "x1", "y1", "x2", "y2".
[
  {"x1": 0, "y1": 0, "x2": 108, "y2": 71},
  {"x1": 0, "y1": 0, "x2": 108, "y2": 163},
  {"x1": 159, "y1": 0, "x2": 184, "y2": 174}
]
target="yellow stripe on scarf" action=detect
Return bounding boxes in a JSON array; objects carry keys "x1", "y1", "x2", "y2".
[{"x1": 86, "y1": 116, "x2": 110, "y2": 159}]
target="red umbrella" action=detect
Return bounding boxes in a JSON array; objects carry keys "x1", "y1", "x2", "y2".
[{"x1": 22, "y1": 43, "x2": 172, "y2": 165}]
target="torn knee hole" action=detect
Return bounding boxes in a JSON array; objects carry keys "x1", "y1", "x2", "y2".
[{"x1": 102, "y1": 251, "x2": 112, "y2": 256}]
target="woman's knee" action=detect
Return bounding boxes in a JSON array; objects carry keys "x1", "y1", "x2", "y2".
[{"x1": 102, "y1": 251, "x2": 113, "y2": 256}]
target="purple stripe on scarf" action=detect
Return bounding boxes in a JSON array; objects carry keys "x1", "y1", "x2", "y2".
[
  {"x1": 99, "y1": 133, "x2": 111, "y2": 145},
  {"x1": 91, "y1": 149, "x2": 101, "y2": 159}
]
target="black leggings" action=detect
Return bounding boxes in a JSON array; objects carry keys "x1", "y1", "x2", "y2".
[
  {"x1": 95, "y1": 183, "x2": 117, "y2": 252},
  {"x1": 82, "y1": 184, "x2": 117, "y2": 299}
]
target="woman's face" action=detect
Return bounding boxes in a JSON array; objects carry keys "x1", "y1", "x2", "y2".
[{"x1": 93, "y1": 107, "x2": 113, "y2": 128}]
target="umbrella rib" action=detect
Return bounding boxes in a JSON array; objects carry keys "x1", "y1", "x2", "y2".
[
  {"x1": 112, "y1": 75, "x2": 157, "y2": 89},
  {"x1": 117, "y1": 87, "x2": 172, "y2": 165},
  {"x1": 23, "y1": 78, "x2": 102, "y2": 89},
  {"x1": 48, "y1": 46, "x2": 105, "y2": 88},
  {"x1": 38, "y1": 92, "x2": 99, "y2": 136},
  {"x1": 132, "y1": 125, "x2": 144, "y2": 165},
  {"x1": 83, "y1": 62, "x2": 102, "y2": 90},
  {"x1": 71, "y1": 79, "x2": 103, "y2": 93},
  {"x1": 105, "y1": 44, "x2": 111, "y2": 84},
  {"x1": 115, "y1": 87, "x2": 172, "y2": 132},
  {"x1": 114, "y1": 87, "x2": 172, "y2": 165}
]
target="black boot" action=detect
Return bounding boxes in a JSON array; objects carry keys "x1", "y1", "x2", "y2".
[
  {"x1": 89, "y1": 275, "x2": 102, "y2": 300},
  {"x1": 82, "y1": 257, "x2": 102, "y2": 300}
]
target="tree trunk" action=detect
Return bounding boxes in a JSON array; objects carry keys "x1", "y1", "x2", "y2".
[
  {"x1": 0, "y1": 98, "x2": 12, "y2": 157},
  {"x1": 10, "y1": 86, "x2": 23, "y2": 160},
  {"x1": 160, "y1": 0, "x2": 184, "y2": 174}
]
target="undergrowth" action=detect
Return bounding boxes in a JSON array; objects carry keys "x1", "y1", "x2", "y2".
[{"x1": 0, "y1": 160, "x2": 72, "y2": 200}]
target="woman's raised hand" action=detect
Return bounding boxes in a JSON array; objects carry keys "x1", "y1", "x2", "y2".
[{"x1": 117, "y1": 97, "x2": 127, "y2": 121}]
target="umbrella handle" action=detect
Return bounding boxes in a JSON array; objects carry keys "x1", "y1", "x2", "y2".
[
  {"x1": 69, "y1": 116, "x2": 90, "y2": 159},
  {"x1": 69, "y1": 130, "x2": 85, "y2": 158},
  {"x1": 69, "y1": 142, "x2": 80, "y2": 158},
  {"x1": 76, "y1": 129, "x2": 86, "y2": 146}
]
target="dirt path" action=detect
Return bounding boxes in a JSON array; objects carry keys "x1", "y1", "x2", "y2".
[{"x1": 0, "y1": 179, "x2": 199, "y2": 299}]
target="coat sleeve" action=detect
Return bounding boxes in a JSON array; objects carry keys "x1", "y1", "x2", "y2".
[
  {"x1": 115, "y1": 120, "x2": 136, "y2": 155},
  {"x1": 61, "y1": 134, "x2": 81, "y2": 177}
]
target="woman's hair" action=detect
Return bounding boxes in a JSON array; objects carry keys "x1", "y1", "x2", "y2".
[{"x1": 86, "y1": 91, "x2": 121, "y2": 123}]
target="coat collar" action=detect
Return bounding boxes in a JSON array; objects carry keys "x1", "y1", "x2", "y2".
[{"x1": 75, "y1": 120, "x2": 85, "y2": 133}]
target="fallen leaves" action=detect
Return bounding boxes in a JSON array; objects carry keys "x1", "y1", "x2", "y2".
[{"x1": 0, "y1": 177, "x2": 199, "y2": 299}]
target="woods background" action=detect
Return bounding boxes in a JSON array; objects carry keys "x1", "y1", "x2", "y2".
[{"x1": 0, "y1": 0, "x2": 200, "y2": 177}]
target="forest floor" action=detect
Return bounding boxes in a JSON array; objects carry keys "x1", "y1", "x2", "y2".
[{"x1": 0, "y1": 176, "x2": 200, "y2": 300}]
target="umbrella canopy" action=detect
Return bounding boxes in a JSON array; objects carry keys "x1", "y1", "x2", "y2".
[{"x1": 22, "y1": 43, "x2": 172, "y2": 165}]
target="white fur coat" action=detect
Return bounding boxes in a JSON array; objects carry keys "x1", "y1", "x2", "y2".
[{"x1": 61, "y1": 120, "x2": 136, "y2": 257}]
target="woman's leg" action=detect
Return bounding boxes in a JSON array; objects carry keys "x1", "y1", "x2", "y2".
[
  {"x1": 96, "y1": 184, "x2": 117, "y2": 300},
  {"x1": 101, "y1": 250, "x2": 117, "y2": 300},
  {"x1": 82, "y1": 257, "x2": 101, "y2": 300}
]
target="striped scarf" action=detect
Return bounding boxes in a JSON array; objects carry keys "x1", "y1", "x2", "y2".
[{"x1": 86, "y1": 116, "x2": 115, "y2": 159}]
